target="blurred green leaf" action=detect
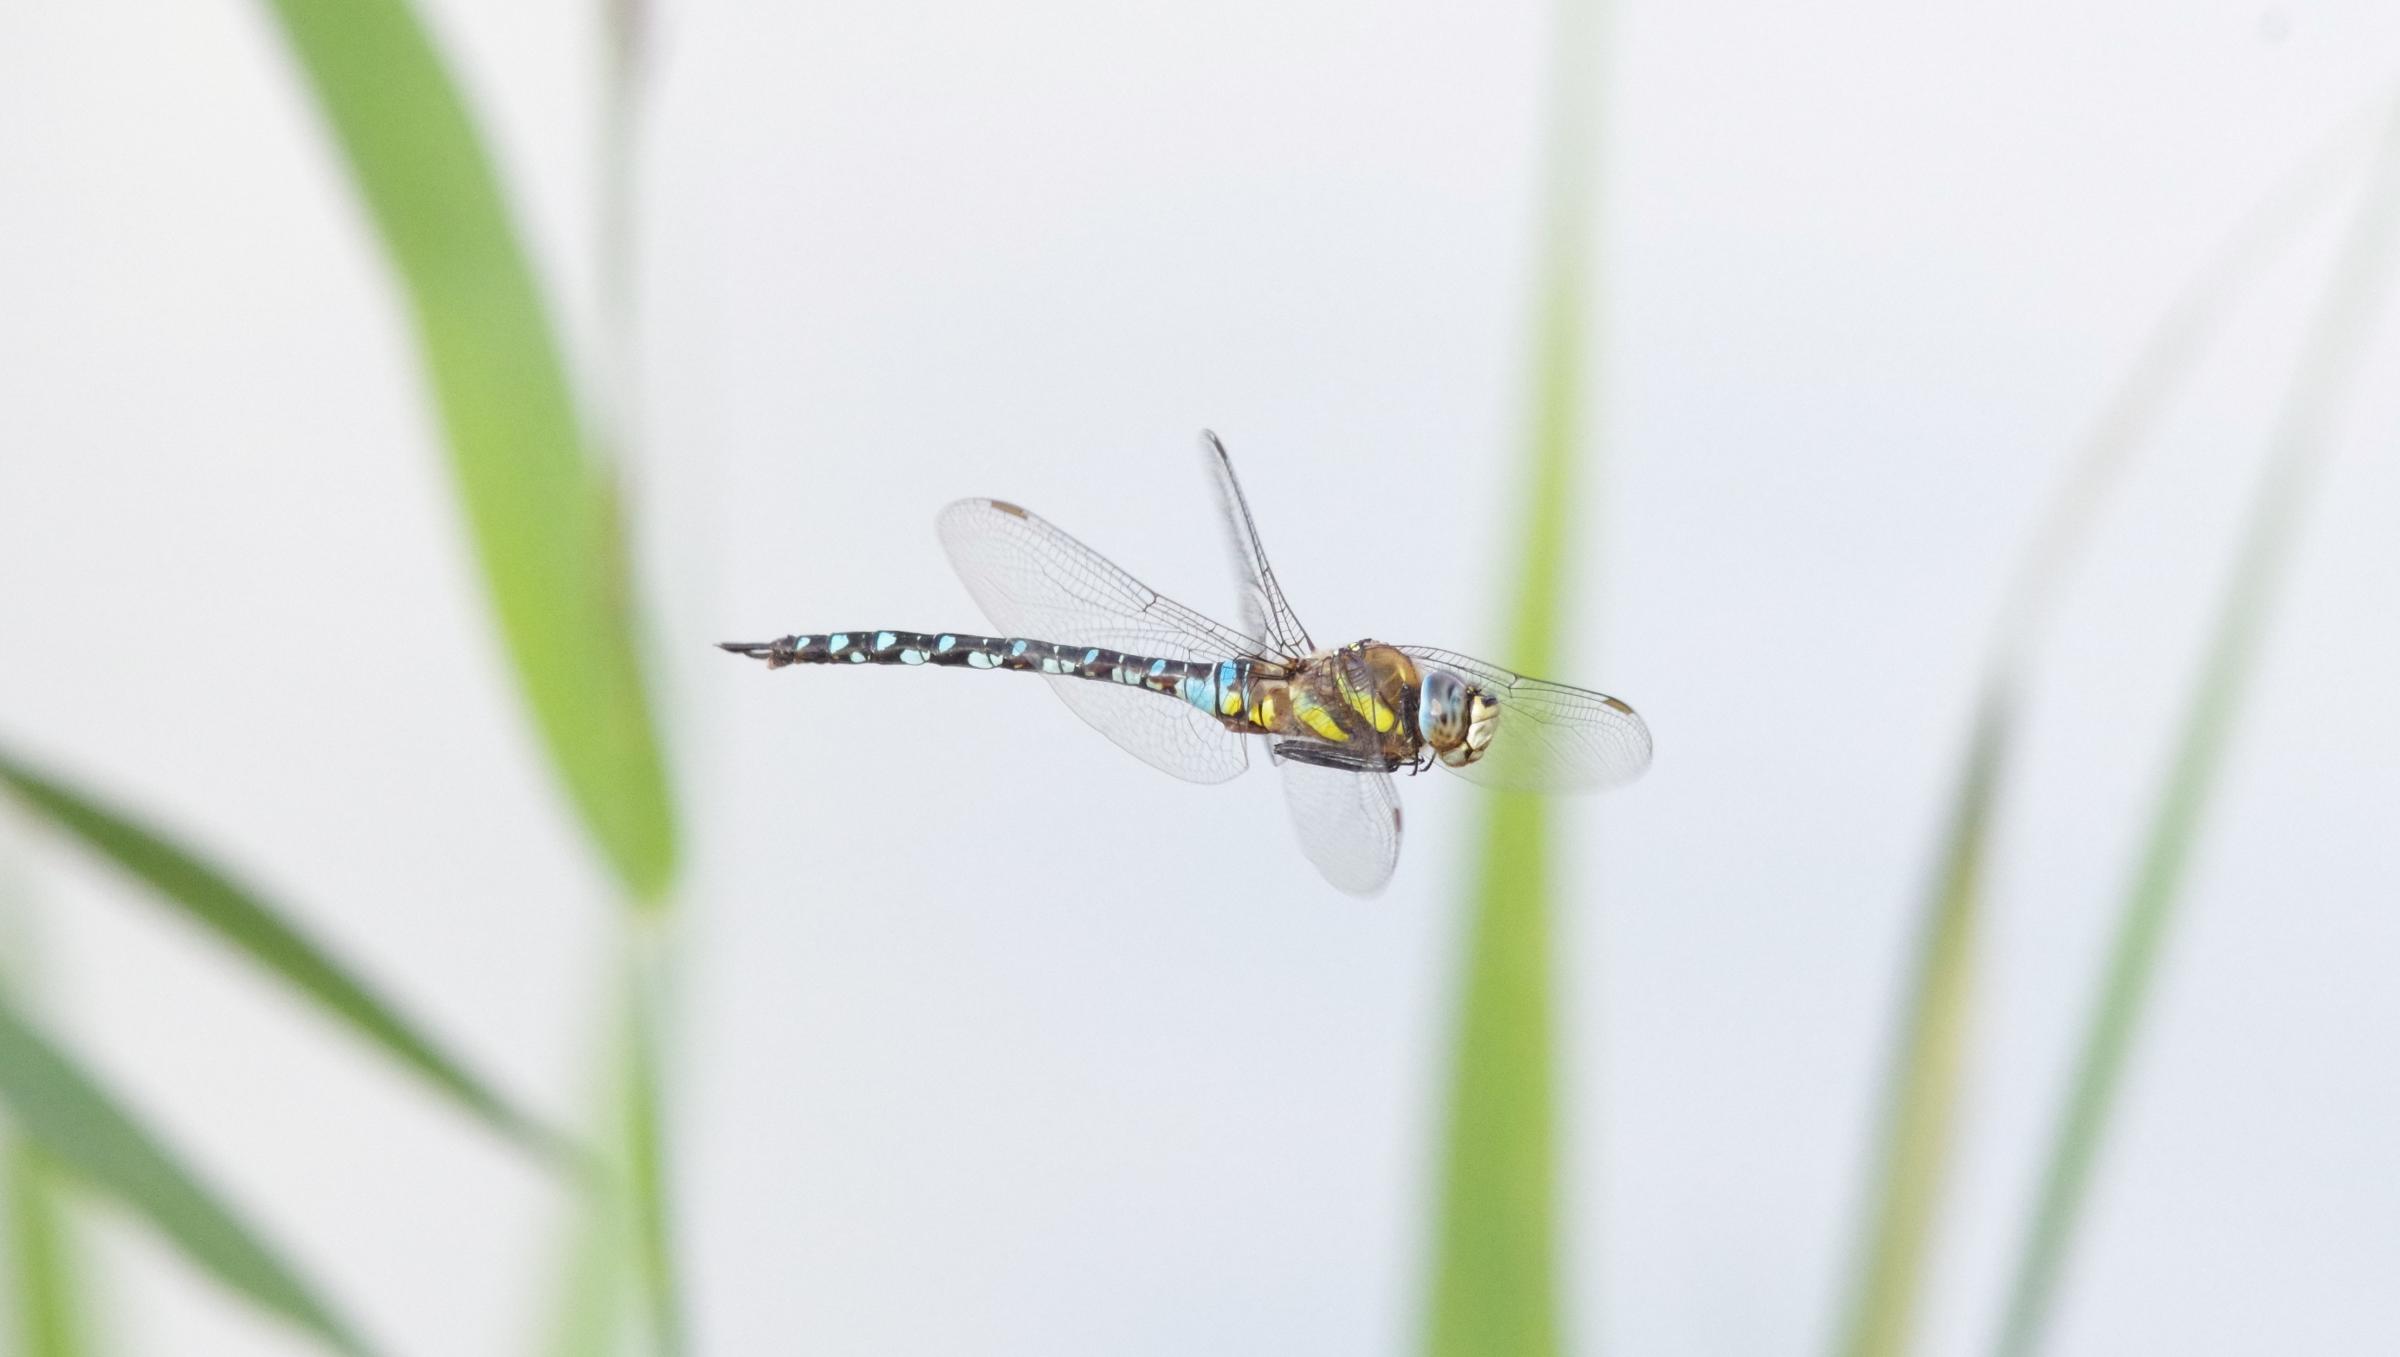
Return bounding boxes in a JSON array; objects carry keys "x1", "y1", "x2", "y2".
[
  {"x1": 1826, "y1": 107, "x2": 2378, "y2": 1357},
  {"x1": 6, "y1": 1140, "x2": 94, "y2": 1357},
  {"x1": 620, "y1": 957, "x2": 681, "y2": 1357},
  {"x1": 538, "y1": 949, "x2": 677, "y2": 1357},
  {"x1": 1829, "y1": 706, "x2": 1999, "y2": 1357},
  {"x1": 1429, "y1": 794, "x2": 1564, "y2": 1357},
  {"x1": 1425, "y1": 3, "x2": 1601, "y2": 1354},
  {"x1": 0, "y1": 988, "x2": 373, "y2": 1357},
  {"x1": 257, "y1": 0, "x2": 679, "y2": 907},
  {"x1": 0, "y1": 748, "x2": 563, "y2": 1161},
  {"x1": 0, "y1": 848, "x2": 95, "y2": 1357},
  {"x1": 539, "y1": 1151, "x2": 634, "y2": 1357},
  {"x1": 1992, "y1": 98, "x2": 2400, "y2": 1357}
]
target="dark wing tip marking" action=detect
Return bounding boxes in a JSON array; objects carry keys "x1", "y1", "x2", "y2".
[
  {"x1": 988, "y1": 499, "x2": 1030, "y2": 519},
  {"x1": 1602, "y1": 695, "x2": 1636, "y2": 714}
]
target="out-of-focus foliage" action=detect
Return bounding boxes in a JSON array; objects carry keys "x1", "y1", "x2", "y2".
[
  {"x1": 252, "y1": 4, "x2": 689, "y2": 1352},
  {"x1": 1828, "y1": 107, "x2": 2379, "y2": 1357},
  {"x1": 258, "y1": 0, "x2": 679, "y2": 908},
  {"x1": 1831, "y1": 710, "x2": 1998, "y2": 1357},
  {"x1": 1425, "y1": 2, "x2": 1604, "y2": 1354},
  {"x1": 1994, "y1": 97, "x2": 2400, "y2": 1357},
  {"x1": 0, "y1": 989, "x2": 373, "y2": 1357},
  {"x1": 5, "y1": 1140, "x2": 93, "y2": 1357},
  {"x1": 0, "y1": 747, "x2": 560, "y2": 1159}
]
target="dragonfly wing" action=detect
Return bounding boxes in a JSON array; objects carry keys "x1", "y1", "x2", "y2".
[
  {"x1": 1033, "y1": 679, "x2": 1251, "y2": 784},
  {"x1": 1201, "y1": 431, "x2": 1314, "y2": 660},
  {"x1": 1276, "y1": 748, "x2": 1403, "y2": 895},
  {"x1": 1396, "y1": 646, "x2": 1654, "y2": 793},
  {"x1": 938, "y1": 496, "x2": 1260, "y2": 784}
]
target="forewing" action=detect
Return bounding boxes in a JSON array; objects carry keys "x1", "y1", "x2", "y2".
[
  {"x1": 1201, "y1": 431, "x2": 1313, "y2": 660},
  {"x1": 1276, "y1": 754, "x2": 1404, "y2": 895},
  {"x1": 1397, "y1": 646, "x2": 1654, "y2": 792},
  {"x1": 938, "y1": 497, "x2": 1258, "y2": 783}
]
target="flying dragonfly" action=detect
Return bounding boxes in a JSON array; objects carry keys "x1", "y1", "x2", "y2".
[{"x1": 721, "y1": 433, "x2": 1652, "y2": 894}]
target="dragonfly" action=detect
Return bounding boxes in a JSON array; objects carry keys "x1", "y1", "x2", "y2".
[{"x1": 721, "y1": 433, "x2": 1651, "y2": 894}]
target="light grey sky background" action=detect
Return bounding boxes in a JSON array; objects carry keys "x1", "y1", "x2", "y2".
[{"x1": 2, "y1": 2, "x2": 2396, "y2": 1355}]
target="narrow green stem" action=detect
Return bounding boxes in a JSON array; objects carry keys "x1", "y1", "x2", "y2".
[
  {"x1": 622, "y1": 931, "x2": 682, "y2": 1357},
  {"x1": 1429, "y1": 796, "x2": 1563, "y2": 1357},
  {"x1": 1826, "y1": 99, "x2": 2384, "y2": 1357},
  {"x1": 0, "y1": 837, "x2": 96, "y2": 1357},
  {"x1": 6, "y1": 1142, "x2": 93, "y2": 1357},
  {"x1": 1992, "y1": 95, "x2": 2400, "y2": 1357},
  {"x1": 539, "y1": 928, "x2": 682, "y2": 1357},
  {"x1": 1829, "y1": 703, "x2": 2002, "y2": 1357},
  {"x1": 1425, "y1": 2, "x2": 1605, "y2": 1354}
]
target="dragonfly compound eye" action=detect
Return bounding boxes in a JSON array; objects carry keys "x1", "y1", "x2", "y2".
[{"x1": 1421, "y1": 669, "x2": 1470, "y2": 759}]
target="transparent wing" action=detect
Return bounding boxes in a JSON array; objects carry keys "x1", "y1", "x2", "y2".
[
  {"x1": 1276, "y1": 750, "x2": 1403, "y2": 896},
  {"x1": 1396, "y1": 646, "x2": 1654, "y2": 792},
  {"x1": 938, "y1": 497, "x2": 1263, "y2": 784},
  {"x1": 1201, "y1": 431, "x2": 1313, "y2": 660}
]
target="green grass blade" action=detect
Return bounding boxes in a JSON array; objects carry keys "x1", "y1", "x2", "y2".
[
  {"x1": 1429, "y1": 794, "x2": 1565, "y2": 1357},
  {"x1": 1424, "y1": 3, "x2": 1602, "y2": 1354},
  {"x1": 6, "y1": 1141, "x2": 95, "y2": 1357},
  {"x1": 0, "y1": 845, "x2": 96, "y2": 1357},
  {"x1": 538, "y1": 1151, "x2": 633, "y2": 1357},
  {"x1": 0, "y1": 988, "x2": 374, "y2": 1357},
  {"x1": 0, "y1": 747, "x2": 564, "y2": 1161},
  {"x1": 1829, "y1": 706, "x2": 2002, "y2": 1357},
  {"x1": 1991, "y1": 97, "x2": 2400, "y2": 1357},
  {"x1": 1826, "y1": 106, "x2": 2378, "y2": 1357},
  {"x1": 530, "y1": 7, "x2": 684, "y2": 1351},
  {"x1": 621, "y1": 955, "x2": 681, "y2": 1357},
  {"x1": 537, "y1": 948, "x2": 677, "y2": 1357},
  {"x1": 536, "y1": 1067, "x2": 640, "y2": 1357},
  {"x1": 256, "y1": 0, "x2": 679, "y2": 907}
]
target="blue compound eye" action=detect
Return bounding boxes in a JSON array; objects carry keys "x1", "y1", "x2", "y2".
[{"x1": 1420, "y1": 669, "x2": 1468, "y2": 749}]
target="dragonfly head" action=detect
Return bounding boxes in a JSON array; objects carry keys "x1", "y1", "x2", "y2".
[{"x1": 1420, "y1": 669, "x2": 1501, "y2": 769}]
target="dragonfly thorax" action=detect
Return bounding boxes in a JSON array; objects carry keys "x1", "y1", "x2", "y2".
[{"x1": 1235, "y1": 641, "x2": 1442, "y2": 772}]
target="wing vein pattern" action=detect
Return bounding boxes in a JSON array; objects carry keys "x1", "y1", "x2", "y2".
[
  {"x1": 939, "y1": 497, "x2": 1265, "y2": 784},
  {"x1": 1398, "y1": 645, "x2": 1654, "y2": 792},
  {"x1": 1202, "y1": 431, "x2": 1314, "y2": 659},
  {"x1": 1276, "y1": 751, "x2": 1403, "y2": 895}
]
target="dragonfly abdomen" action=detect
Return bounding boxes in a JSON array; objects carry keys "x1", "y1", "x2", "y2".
[{"x1": 718, "y1": 631, "x2": 1245, "y2": 704}]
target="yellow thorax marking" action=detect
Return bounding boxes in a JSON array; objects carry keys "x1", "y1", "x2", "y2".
[
  {"x1": 1346, "y1": 688, "x2": 1398, "y2": 733},
  {"x1": 1292, "y1": 688, "x2": 1350, "y2": 742},
  {"x1": 1334, "y1": 662, "x2": 1399, "y2": 733}
]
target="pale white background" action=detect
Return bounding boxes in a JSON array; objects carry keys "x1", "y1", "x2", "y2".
[{"x1": 2, "y1": 2, "x2": 2397, "y2": 1355}]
